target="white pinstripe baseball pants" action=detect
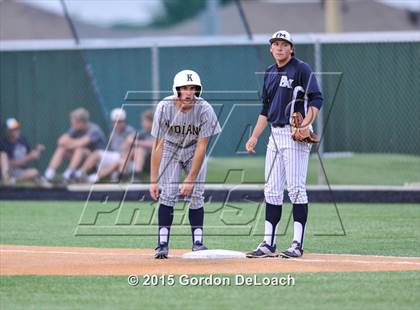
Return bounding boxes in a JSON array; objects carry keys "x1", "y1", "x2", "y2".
[
  {"x1": 158, "y1": 141, "x2": 207, "y2": 209},
  {"x1": 264, "y1": 126, "x2": 311, "y2": 205}
]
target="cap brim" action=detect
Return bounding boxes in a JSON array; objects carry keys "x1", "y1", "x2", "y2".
[{"x1": 269, "y1": 38, "x2": 293, "y2": 45}]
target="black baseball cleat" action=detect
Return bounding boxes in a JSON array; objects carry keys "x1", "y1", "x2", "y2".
[
  {"x1": 154, "y1": 242, "x2": 169, "y2": 259},
  {"x1": 192, "y1": 241, "x2": 208, "y2": 251},
  {"x1": 280, "y1": 240, "x2": 303, "y2": 258},
  {"x1": 246, "y1": 241, "x2": 278, "y2": 258}
]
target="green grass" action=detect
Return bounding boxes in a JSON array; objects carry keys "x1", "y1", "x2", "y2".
[
  {"x1": 206, "y1": 153, "x2": 420, "y2": 185},
  {"x1": 1, "y1": 201, "x2": 419, "y2": 309},
  {"x1": 0, "y1": 201, "x2": 419, "y2": 257},
  {"x1": 1, "y1": 272, "x2": 419, "y2": 310}
]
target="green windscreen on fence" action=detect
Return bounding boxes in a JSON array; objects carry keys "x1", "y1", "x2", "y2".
[
  {"x1": 0, "y1": 40, "x2": 418, "y2": 174},
  {"x1": 84, "y1": 48, "x2": 152, "y2": 127},
  {"x1": 0, "y1": 50, "x2": 108, "y2": 171},
  {"x1": 321, "y1": 41, "x2": 420, "y2": 155},
  {"x1": 0, "y1": 48, "x2": 152, "y2": 171}
]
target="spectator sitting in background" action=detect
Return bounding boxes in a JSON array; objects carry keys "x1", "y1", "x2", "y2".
[
  {"x1": 43, "y1": 108, "x2": 106, "y2": 184},
  {"x1": 0, "y1": 118, "x2": 7, "y2": 184},
  {"x1": 76, "y1": 108, "x2": 135, "y2": 183},
  {"x1": 119, "y1": 109, "x2": 154, "y2": 182},
  {"x1": 0, "y1": 118, "x2": 45, "y2": 185},
  {"x1": 0, "y1": 150, "x2": 8, "y2": 184}
]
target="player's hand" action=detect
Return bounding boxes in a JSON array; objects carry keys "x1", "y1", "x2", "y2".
[
  {"x1": 149, "y1": 183, "x2": 160, "y2": 201},
  {"x1": 58, "y1": 134, "x2": 70, "y2": 147},
  {"x1": 179, "y1": 180, "x2": 194, "y2": 196},
  {"x1": 27, "y1": 149, "x2": 41, "y2": 160},
  {"x1": 245, "y1": 137, "x2": 258, "y2": 153},
  {"x1": 36, "y1": 144, "x2": 45, "y2": 152},
  {"x1": 293, "y1": 127, "x2": 310, "y2": 142},
  {"x1": 30, "y1": 144, "x2": 45, "y2": 159}
]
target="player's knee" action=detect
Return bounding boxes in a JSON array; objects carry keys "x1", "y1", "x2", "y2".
[
  {"x1": 189, "y1": 203, "x2": 204, "y2": 210},
  {"x1": 29, "y1": 168, "x2": 39, "y2": 178},
  {"x1": 158, "y1": 192, "x2": 177, "y2": 207},
  {"x1": 72, "y1": 147, "x2": 83, "y2": 154},
  {"x1": 264, "y1": 188, "x2": 284, "y2": 205},
  {"x1": 265, "y1": 195, "x2": 284, "y2": 205},
  {"x1": 21, "y1": 168, "x2": 38, "y2": 180},
  {"x1": 91, "y1": 150, "x2": 101, "y2": 160},
  {"x1": 188, "y1": 195, "x2": 204, "y2": 210},
  {"x1": 159, "y1": 198, "x2": 176, "y2": 208},
  {"x1": 287, "y1": 187, "x2": 308, "y2": 204}
]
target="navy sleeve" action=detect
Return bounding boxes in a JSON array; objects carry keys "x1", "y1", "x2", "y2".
[
  {"x1": 20, "y1": 136, "x2": 32, "y2": 152},
  {"x1": 67, "y1": 127, "x2": 77, "y2": 138},
  {"x1": 300, "y1": 63, "x2": 323, "y2": 110},
  {"x1": 260, "y1": 73, "x2": 270, "y2": 117},
  {"x1": 0, "y1": 139, "x2": 12, "y2": 158},
  {"x1": 88, "y1": 125, "x2": 106, "y2": 150},
  {"x1": 89, "y1": 130, "x2": 101, "y2": 144}
]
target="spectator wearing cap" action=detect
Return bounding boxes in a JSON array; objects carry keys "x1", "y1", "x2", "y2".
[
  {"x1": 43, "y1": 108, "x2": 106, "y2": 183},
  {"x1": 0, "y1": 118, "x2": 45, "y2": 185},
  {"x1": 76, "y1": 108, "x2": 135, "y2": 183}
]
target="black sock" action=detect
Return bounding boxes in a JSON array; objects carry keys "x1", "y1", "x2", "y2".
[
  {"x1": 158, "y1": 204, "x2": 174, "y2": 245},
  {"x1": 189, "y1": 207, "x2": 204, "y2": 244},
  {"x1": 292, "y1": 203, "x2": 308, "y2": 246},
  {"x1": 265, "y1": 202, "x2": 282, "y2": 247}
]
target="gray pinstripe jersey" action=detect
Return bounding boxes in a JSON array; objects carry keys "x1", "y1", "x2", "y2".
[{"x1": 151, "y1": 95, "x2": 221, "y2": 146}]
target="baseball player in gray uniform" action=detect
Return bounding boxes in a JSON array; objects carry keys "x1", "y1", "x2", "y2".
[{"x1": 150, "y1": 69, "x2": 221, "y2": 259}]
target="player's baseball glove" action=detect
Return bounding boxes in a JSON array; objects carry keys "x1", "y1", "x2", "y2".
[{"x1": 290, "y1": 112, "x2": 320, "y2": 144}]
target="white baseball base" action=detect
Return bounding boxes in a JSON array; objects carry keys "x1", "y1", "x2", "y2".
[{"x1": 182, "y1": 249, "x2": 246, "y2": 259}]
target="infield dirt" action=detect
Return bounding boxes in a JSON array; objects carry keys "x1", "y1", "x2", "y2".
[{"x1": 1, "y1": 245, "x2": 419, "y2": 276}]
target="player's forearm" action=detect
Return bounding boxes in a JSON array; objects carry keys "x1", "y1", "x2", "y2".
[
  {"x1": 135, "y1": 139, "x2": 154, "y2": 149},
  {"x1": 251, "y1": 115, "x2": 268, "y2": 139},
  {"x1": 70, "y1": 136, "x2": 91, "y2": 148},
  {"x1": 186, "y1": 140, "x2": 208, "y2": 182},
  {"x1": 302, "y1": 106, "x2": 319, "y2": 128},
  {"x1": 150, "y1": 138, "x2": 163, "y2": 183},
  {"x1": 122, "y1": 134, "x2": 135, "y2": 152},
  {"x1": 64, "y1": 136, "x2": 90, "y2": 149},
  {"x1": 58, "y1": 133, "x2": 70, "y2": 146},
  {"x1": 10, "y1": 157, "x2": 28, "y2": 167}
]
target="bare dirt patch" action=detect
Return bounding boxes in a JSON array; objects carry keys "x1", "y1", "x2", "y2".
[{"x1": 1, "y1": 245, "x2": 419, "y2": 276}]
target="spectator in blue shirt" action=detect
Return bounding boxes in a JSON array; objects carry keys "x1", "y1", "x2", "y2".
[
  {"x1": 0, "y1": 118, "x2": 45, "y2": 185},
  {"x1": 43, "y1": 108, "x2": 106, "y2": 183}
]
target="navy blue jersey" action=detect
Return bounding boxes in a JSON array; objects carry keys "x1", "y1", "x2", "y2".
[
  {"x1": 260, "y1": 57, "x2": 323, "y2": 126},
  {"x1": 67, "y1": 122, "x2": 106, "y2": 151},
  {"x1": 136, "y1": 129, "x2": 153, "y2": 142},
  {"x1": 0, "y1": 135, "x2": 31, "y2": 162}
]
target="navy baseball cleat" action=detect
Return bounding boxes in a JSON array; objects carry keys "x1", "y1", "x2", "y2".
[
  {"x1": 246, "y1": 241, "x2": 278, "y2": 258},
  {"x1": 192, "y1": 241, "x2": 208, "y2": 251},
  {"x1": 280, "y1": 241, "x2": 303, "y2": 258},
  {"x1": 154, "y1": 242, "x2": 169, "y2": 259}
]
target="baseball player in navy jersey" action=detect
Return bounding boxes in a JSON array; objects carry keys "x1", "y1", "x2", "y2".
[
  {"x1": 245, "y1": 30, "x2": 323, "y2": 258},
  {"x1": 150, "y1": 70, "x2": 221, "y2": 259}
]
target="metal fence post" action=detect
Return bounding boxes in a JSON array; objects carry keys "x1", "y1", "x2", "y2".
[
  {"x1": 314, "y1": 38, "x2": 326, "y2": 185},
  {"x1": 151, "y1": 44, "x2": 159, "y2": 104}
]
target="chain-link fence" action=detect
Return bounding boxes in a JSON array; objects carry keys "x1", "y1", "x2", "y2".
[
  {"x1": 1, "y1": 33, "x2": 419, "y2": 184},
  {"x1": 321, "y1": 41, "x2": 420, "y2": 155}
]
